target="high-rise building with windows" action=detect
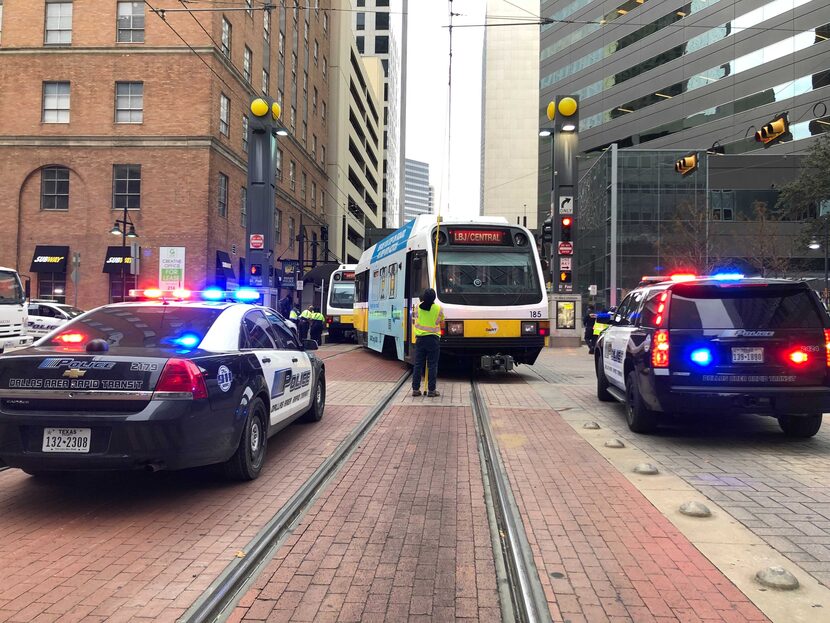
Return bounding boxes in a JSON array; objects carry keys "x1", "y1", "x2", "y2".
[
  {"x1": 352, "y1": 0, "x2": 403, "y2": 229},
  {"x1": 540, "y1": 0, "x2": 830, "y2": 156},
  {"x1": 403, "y1": 158, "x2": 432, "y2": 222},
  {"x1": 0, "y1": 1, "x2": 330, "y2": 308}
]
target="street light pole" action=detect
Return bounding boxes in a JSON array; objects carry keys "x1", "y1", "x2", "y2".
[{"x1": 121, "y1": 205, "x2": 127, "y2": 302}]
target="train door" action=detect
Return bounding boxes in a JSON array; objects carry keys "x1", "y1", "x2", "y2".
[{"x1": 405, "y1": 250, "x2": 428, "y2": 362}]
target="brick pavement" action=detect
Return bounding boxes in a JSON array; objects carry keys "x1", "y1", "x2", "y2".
[
  {"x1": 234, "y1": 379, "x2": 500, "y2": 622},
  {"x1": 0, "y1": 350, "x2": 405, "y2": 623},
  {"x1": 478, "y1": 373, "x2": 768, "y2": 622},
  {"x1": 529, "y1": 348, "x2": 830, "y2": 589}
]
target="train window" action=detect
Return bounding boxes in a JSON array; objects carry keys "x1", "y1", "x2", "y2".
[
  {"x1": 409, "y1": 251, "x2": 428, "y2": 297},
  {"x1": 435, "y1": 250, "x2": 542, "y2": 306},
  {"x1": 355, "y1": 270, "x2": 369, "y2": 303}
]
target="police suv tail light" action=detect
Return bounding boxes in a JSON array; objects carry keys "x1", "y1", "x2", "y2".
[
  {"x1": 824, "y1": 329, "x2": 830, "y2": 368},
  {"x1": 445, "y1": 321, "x2": 464, "y2": 336},
  {"x1": 652, "y1": 329, "x2": 670, "y2": 368},
  {"x1": 788, "y1": 348, "x2": 809, "y2": 366},
  {"x1": 521, "y1": 321, "x2": 537, "y2": 336},
  {"x1": 155, "y1": 359, "x2": 208, "y2": 399}
]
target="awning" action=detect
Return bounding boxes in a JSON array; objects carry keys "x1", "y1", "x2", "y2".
[
  {"x1": 216, "y1": 250, "x2": 237, "y2": 286},
  {"x1": 300, "y1": 262, "x2": 339, "y2": 284},
  {"x1": 102, "y1": 246, "x2": 133, "y2": 273},
  {"x1": 30, "y1": 245, "x2": 69, "y2": 273}
]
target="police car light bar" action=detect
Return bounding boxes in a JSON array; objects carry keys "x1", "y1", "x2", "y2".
[
  {"x1": 128, "y1": 287, "x2": 264, "y2": 303},
  {"x1": 129, "y1": 288, "x2": 192, "y2": 300},
  {"x1": 669, "y1": 273, "x2": 697, "y2": 282}
]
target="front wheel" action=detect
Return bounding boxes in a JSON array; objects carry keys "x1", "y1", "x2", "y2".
[
  {"x1": 224, "y1": 397, "x2": 268, "y2": 481},
  {"x1": 625, "y1": 370, "x2": 657, "y2": 434},
  {"x1": 596, "y1": 356, "x2": 614, "y2": 402},
  {"x1": 778, "y1": 413, "x2": 822, "y2": 438},
  {"x1": 302, "y1": 373, "x2": 326, "y2": 422}
]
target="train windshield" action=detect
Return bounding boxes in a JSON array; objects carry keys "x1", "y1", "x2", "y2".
[
  {"x1": 329, "y1": 282, "x2": 355, "y2": 308},
  {"x1": 436, "y1": 251, "x2": 542, "y2": 306}
]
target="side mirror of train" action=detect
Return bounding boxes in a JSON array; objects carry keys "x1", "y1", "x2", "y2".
[{"x1": 303, "y1": 339, "x2": 319, "y2": 351}]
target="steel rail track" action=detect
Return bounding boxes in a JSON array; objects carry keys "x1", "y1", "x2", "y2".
[
  {"x1": 181, "y1": 369, "x2": 411, "y2": 623},
  {"x1": 471, "y1": 379, "x2": 552, "y2": 623}
]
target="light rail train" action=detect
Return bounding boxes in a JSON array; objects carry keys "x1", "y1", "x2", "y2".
[
  {"x1": 354, "y1": 216, "x2": 549, "y2": 370},
  {"x1": 324, "y1": 264, "x2": 356, "y2": 342}
]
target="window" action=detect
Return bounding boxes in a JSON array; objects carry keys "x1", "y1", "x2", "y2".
[
  {"x1": 322, "y1": 57, "x2": 327, "y2": 80},
  {"x1": 242, "y1": 115, "x2": 249, "y2": 153},
  {"x1": 312, "y1": 87, "x2": 318, "y2": 114},
  {"x1": 288, "y1": 217, "x2": 295, "y2": 249},
  {"x1": 219, "y1": 93, "x2": 230, "y2": 136},
  {"x1": 113, "y1": 164, "x2": 141, "y2": 210},
  {"x1": 42, "y1": 81, "x2": 70, "y2": 123},
  {"x1": 357, "y1": 0, "x2": 365, "y2": 6},
  {"x1": 376, "y1": 12, "x2": 389, "y2": 30},
  {"x1": 41, "y1": 166, "x2": 69, "y2": 210},
  {"x1": 278, "y1": 31, "x2": 285, "y2": 57},
  {"x1": 313, "y1": 40, "x2": 318, "y2": 65},
  {"x1": 301, "y1": 121, "x2": 307, "y2": 145},
  {"x1": 321, "y1": 144, "x2": 326, "y2": 166},
  {"x1": 321, "y1": 101, "x2": 326, "y2": 121},
  {"x1": 241, "y1": 186, "x2": 247, "y2": 227},
  {"x1": 323, "y1": 13, "x2": 327, "y2": 32},
  {"x1": 218, "y1": 173, "x2": 228, "y2": 217},
  {"x1": 116, "y1": 1, "x2": 144, "y2": 43},
  {"x1": 289, "y1": 160, "x2": 296, "y2": 191},
  {"x1": 311, "y1": 181, "x2": 316, "y2": 209},
  {"x1": 115, "y1": 81, "x2": 143, "y2": 123},
  {"x1": 275, "y1": 207, "x2": 282, "y2": 242},
  {"x1": 38, "y1": 273, "x2": 67, "y2": 304},
  {"x1": 356, "y1": 36, "x2": 364, "y2": 54},
  {"x1": 241, "y1": 310, "x2": 276, "y2": 349},
  {"x1": 356, "y1": 13, "x2": 365, "y2": 30},
  {"x1": 109, "y1": 274, "x2": 137, "y2": 304},
  {"x1": 45, "y1": 1, "x2": 73, "y2": 45},
  {"x1": 262, "y1": 68, "x2": 269, "y2": 94},
  {"x1": 319, "y1": 186, "x2": 324, "y2": 210},
  {"x1": 220, "y1": 17, "x2": 231, "y2": 57},
  {"x1": 263, "y1": 8, "x2": 270, "y2": 41},
  {"x1": 290, "y1": 106, "x2": 296, "y2": 131},
  {"x1": 276, "y1": 147, "x2": 283, "y2": 180},
  {"x1": 243, "y1": 46, "x2": 252, "y2": 82},
  {"x1": 245, "y1": 0, "x2": 252, "y2": 18},
  {"x1": 375, "y1": 35, "x2": 388, "y2": 54},
  {"x1": 303, "y1": 19, "x2": 308, "y2": 43},
  {"x1": 301, "y1": 172, "x2": 307, "y2": 201},
  {"x1": 265, "y1": 311, "x2": 299, "y2": 350},
  {"x1": 311, "y1": 134, "x2": 317, "y2": 159},
  {"x1": 0, "y1": 2, "x2": 4, "y2": 45}
]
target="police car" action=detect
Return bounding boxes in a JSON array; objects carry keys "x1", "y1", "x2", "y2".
[
  {"x1": 595, "y1": 274, "x2": 830, "y2": 438},
  {"x1": 27, "y1": 300, "x2": 84, "y2": 337},
  {"x1": 0, "y1": 287, "x2": 325, "y2": 480}
]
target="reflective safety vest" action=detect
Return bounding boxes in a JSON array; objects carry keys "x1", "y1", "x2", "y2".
[
  {"x1": 593, "y1": 321, "x2": 609, "y2": 336},
  {"x1": 300, "y1": 309, "x2": 312, "y2": 319},
  {"x1": 414, "y1": 303, "x2": 443, "y2": 337},
  {"x1": 289, "y1": 310, "x2": 298, "y2": 320},
  {"x1": 311, "y1": 312, "x2": 325, "y2": 322}
]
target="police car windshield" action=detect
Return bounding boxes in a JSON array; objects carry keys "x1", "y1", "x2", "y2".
[
  {"x1": 61, "y1": 306, "x2": 84, "y2": 318},
  {"x1": 436, "y1": 251, "x2": 541, "y2": 306},
  {"x1": 330, "y1": 283, "x2": 354, "y2": 307},
  {"x1": 53, "y1": 306, "x2": 223, "y2": 348},
  {"x1": 670, "y1": 286, "x2": 824, "y2": 329},
  {"x1": 0, "y1": 270, "x2": 24, "y2": 305}
]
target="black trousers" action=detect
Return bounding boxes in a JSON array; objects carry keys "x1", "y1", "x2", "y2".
[
  {"x1": 412, "y1": 335, "x2": 440, "y2": 392},
  {"x1": 310, "y1": 322, "x2": 323, "y2": 344},
  {"x1": 298, "y1": 319, "x2": 309, "y2": 340}
]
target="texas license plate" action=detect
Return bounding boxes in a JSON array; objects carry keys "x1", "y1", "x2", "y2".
[
  {"x1": 732, "y1": 347, "x2": 764, "y2": 363},
  {"x1": 42, "y1": 427, "x2": 91, "y2": 453}
]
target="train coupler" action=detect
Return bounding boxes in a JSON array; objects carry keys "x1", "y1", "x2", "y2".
[{"x1": 480, "y1": 354, "x2": 514, "y2": 372}]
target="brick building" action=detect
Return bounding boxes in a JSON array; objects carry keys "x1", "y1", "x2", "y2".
[{"x1": 0, "y1": 0, "x2": 330, "y2": 309}]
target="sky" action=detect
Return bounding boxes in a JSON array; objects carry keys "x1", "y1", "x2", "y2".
[{"x1": 398, "y1": 0, "x2": 486, "y2": 219}]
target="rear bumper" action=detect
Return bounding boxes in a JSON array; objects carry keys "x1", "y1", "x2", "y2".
[
  {"x1": 439, "y1": 336, "x2": 544, "y2": 365},
  {"x1": 0, "y1": 399, "x2": 238, "y2": 472},
  {"x1": 656, "y1": 384, "x2": 830, "y2": 415}
]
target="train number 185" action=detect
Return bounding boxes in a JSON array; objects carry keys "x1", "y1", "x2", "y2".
[{"x1": 529, "y1": 311, "x2": 543, "y2": 318}]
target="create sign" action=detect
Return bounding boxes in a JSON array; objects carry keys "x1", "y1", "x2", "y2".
[{"x1": 450, "y1": 229, "x2": 506, "y2": 245}]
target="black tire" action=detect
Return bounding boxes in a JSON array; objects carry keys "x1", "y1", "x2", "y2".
[
  {"x1": 778, "y1": 413, "x2": 822, "y2": 438},
  {"x1": 302, "y1": 373, "x2": 326, "y2": 423},
  {"x1": 596, "y1": 355, "x2": 614, "y2": 402},
  {"x1": 625, "y1": 370, "x2": 657, "y2": 434},
  {"x1": 224, "y1": 397, "x2": 268, "y2": 481},
  {"x1": 22, "y1": 469, "x2": 67, "y2": 479}
]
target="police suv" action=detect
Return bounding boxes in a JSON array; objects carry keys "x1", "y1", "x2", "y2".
[
  {"x1": 0, "y1": 288, "x2": 325, "y2": 480},
  {"x1": 595, "y1": 275, "x2": 830, "y2": 437}
]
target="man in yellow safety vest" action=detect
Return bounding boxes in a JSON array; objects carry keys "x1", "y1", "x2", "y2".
[
  {"x1": 412, "y1": 288, "x2": 445, "y2": 397},
  {"x1": 298, "y1": 305, "x2": 313, "y2": 340}
]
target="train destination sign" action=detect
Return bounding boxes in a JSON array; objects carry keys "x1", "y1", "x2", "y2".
[{"x1": 450, "y1": 229, "x2": 506, "y2": 245}]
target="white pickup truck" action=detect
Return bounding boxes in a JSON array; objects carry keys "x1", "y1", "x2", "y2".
[{"x1": 0, "y1": 266, "x2": 34, "y2": 354}]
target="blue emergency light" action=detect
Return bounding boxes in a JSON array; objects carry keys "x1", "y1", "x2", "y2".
[
  {"x1": 173, "y1": 333, "x2": 201, "y2": 348},
  {"x1": 690, "y1": 347, "x2": 713, "y2": 366},
  {"x1": 202, "y1": 287, "x2": 225, "y2": 301},
  {"x1": 234, "y1": 288, "x2": 260, "y2": 302}
]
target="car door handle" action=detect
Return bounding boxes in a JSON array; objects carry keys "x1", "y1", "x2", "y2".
[
  {"x1": 292, "y1": 357, "x2": 299, "y2": 363},
  {"x1": 262, "y1": 357, "x2": 271, "y2": 363}
]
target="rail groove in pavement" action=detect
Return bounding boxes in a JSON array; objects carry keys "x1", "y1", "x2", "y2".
[
  {"x1": 181, "y1": 369, "x2": 412, "y2": 623},
  {"x1": 470, "y1": 379, "x2": 552, "y2": 623}
]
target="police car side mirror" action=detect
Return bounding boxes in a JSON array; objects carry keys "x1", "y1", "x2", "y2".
[{"x1": 303, "y1": 339, "x2": 319, "y2": 351}]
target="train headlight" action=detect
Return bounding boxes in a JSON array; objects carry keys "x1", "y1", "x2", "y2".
[
  {"x1": 332, "y1": 316, "x2": 340, "y2": 323},
  {"x1": 445, "y1": 321, "x2": 464, "y2": 336},
  {"x1": 521, "y1": 321, "x2": 537, "y2": 335}
]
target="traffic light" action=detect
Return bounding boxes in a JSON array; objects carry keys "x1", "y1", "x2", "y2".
[
  {"x1": 559, "y1": 271, "x2": 572, "y2": 284},
  {"x1": 542, "y1": 218, "x2": 553, "y2": 243},
  {"x1": 250, "y1": 264, "x2": 263, "y2": 277},
  {"x1": 560, "y1": 216, "x2": 573, "y2": 242},
  {"x1": 754, "y1": 112, "x2": 789, "y2": 147},
  {"x1": 674, "y1": 153, "x2": 698, "y2": 176}
]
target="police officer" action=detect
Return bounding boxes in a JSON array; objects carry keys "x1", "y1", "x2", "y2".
[
  {"x1": 289, "y1": 305, "x2": 299, "y2": 321},
  {"x1": 583, "y1": 304, "x2": 596, "y2": 354},
  {"x1": 309, "y1": 306, "x2": 325, "y2": 344},
  {"x1": 412, "y1": 288, "x2": 444, "y2": 397},
  {"x1": 592, "y1": 307, "x2": 610, "y2": 344},
  {"x1": 298, "y1": 305, "x2": 313, "y2": 340}
]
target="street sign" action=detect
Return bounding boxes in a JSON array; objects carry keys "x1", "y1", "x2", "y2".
[
  {"x1": 250, "y1": 234, "x2": 265, "y2": 249},
  {"x1": 558, "y1": 283, "x2": 573, "y2": 293},
  {"x1": 159, "y1": 247, "x2": 185, "y2": 289},
  {"x1": 558, "y1": 241, "x2": 573, "y2": 255},
  {"x1": 588, "y1": 284, "x2": 598, "y2": 296},
  {"x1": 559, "y1": 195, "x2": 573, "y2": 215},
  {"x1": 560, "y1": 257, "x2": 572, "y2": 271}
]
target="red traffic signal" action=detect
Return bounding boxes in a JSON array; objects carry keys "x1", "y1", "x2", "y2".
[{"x1": 560, "y1": 216, "x2": 573, "y2": 242}]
